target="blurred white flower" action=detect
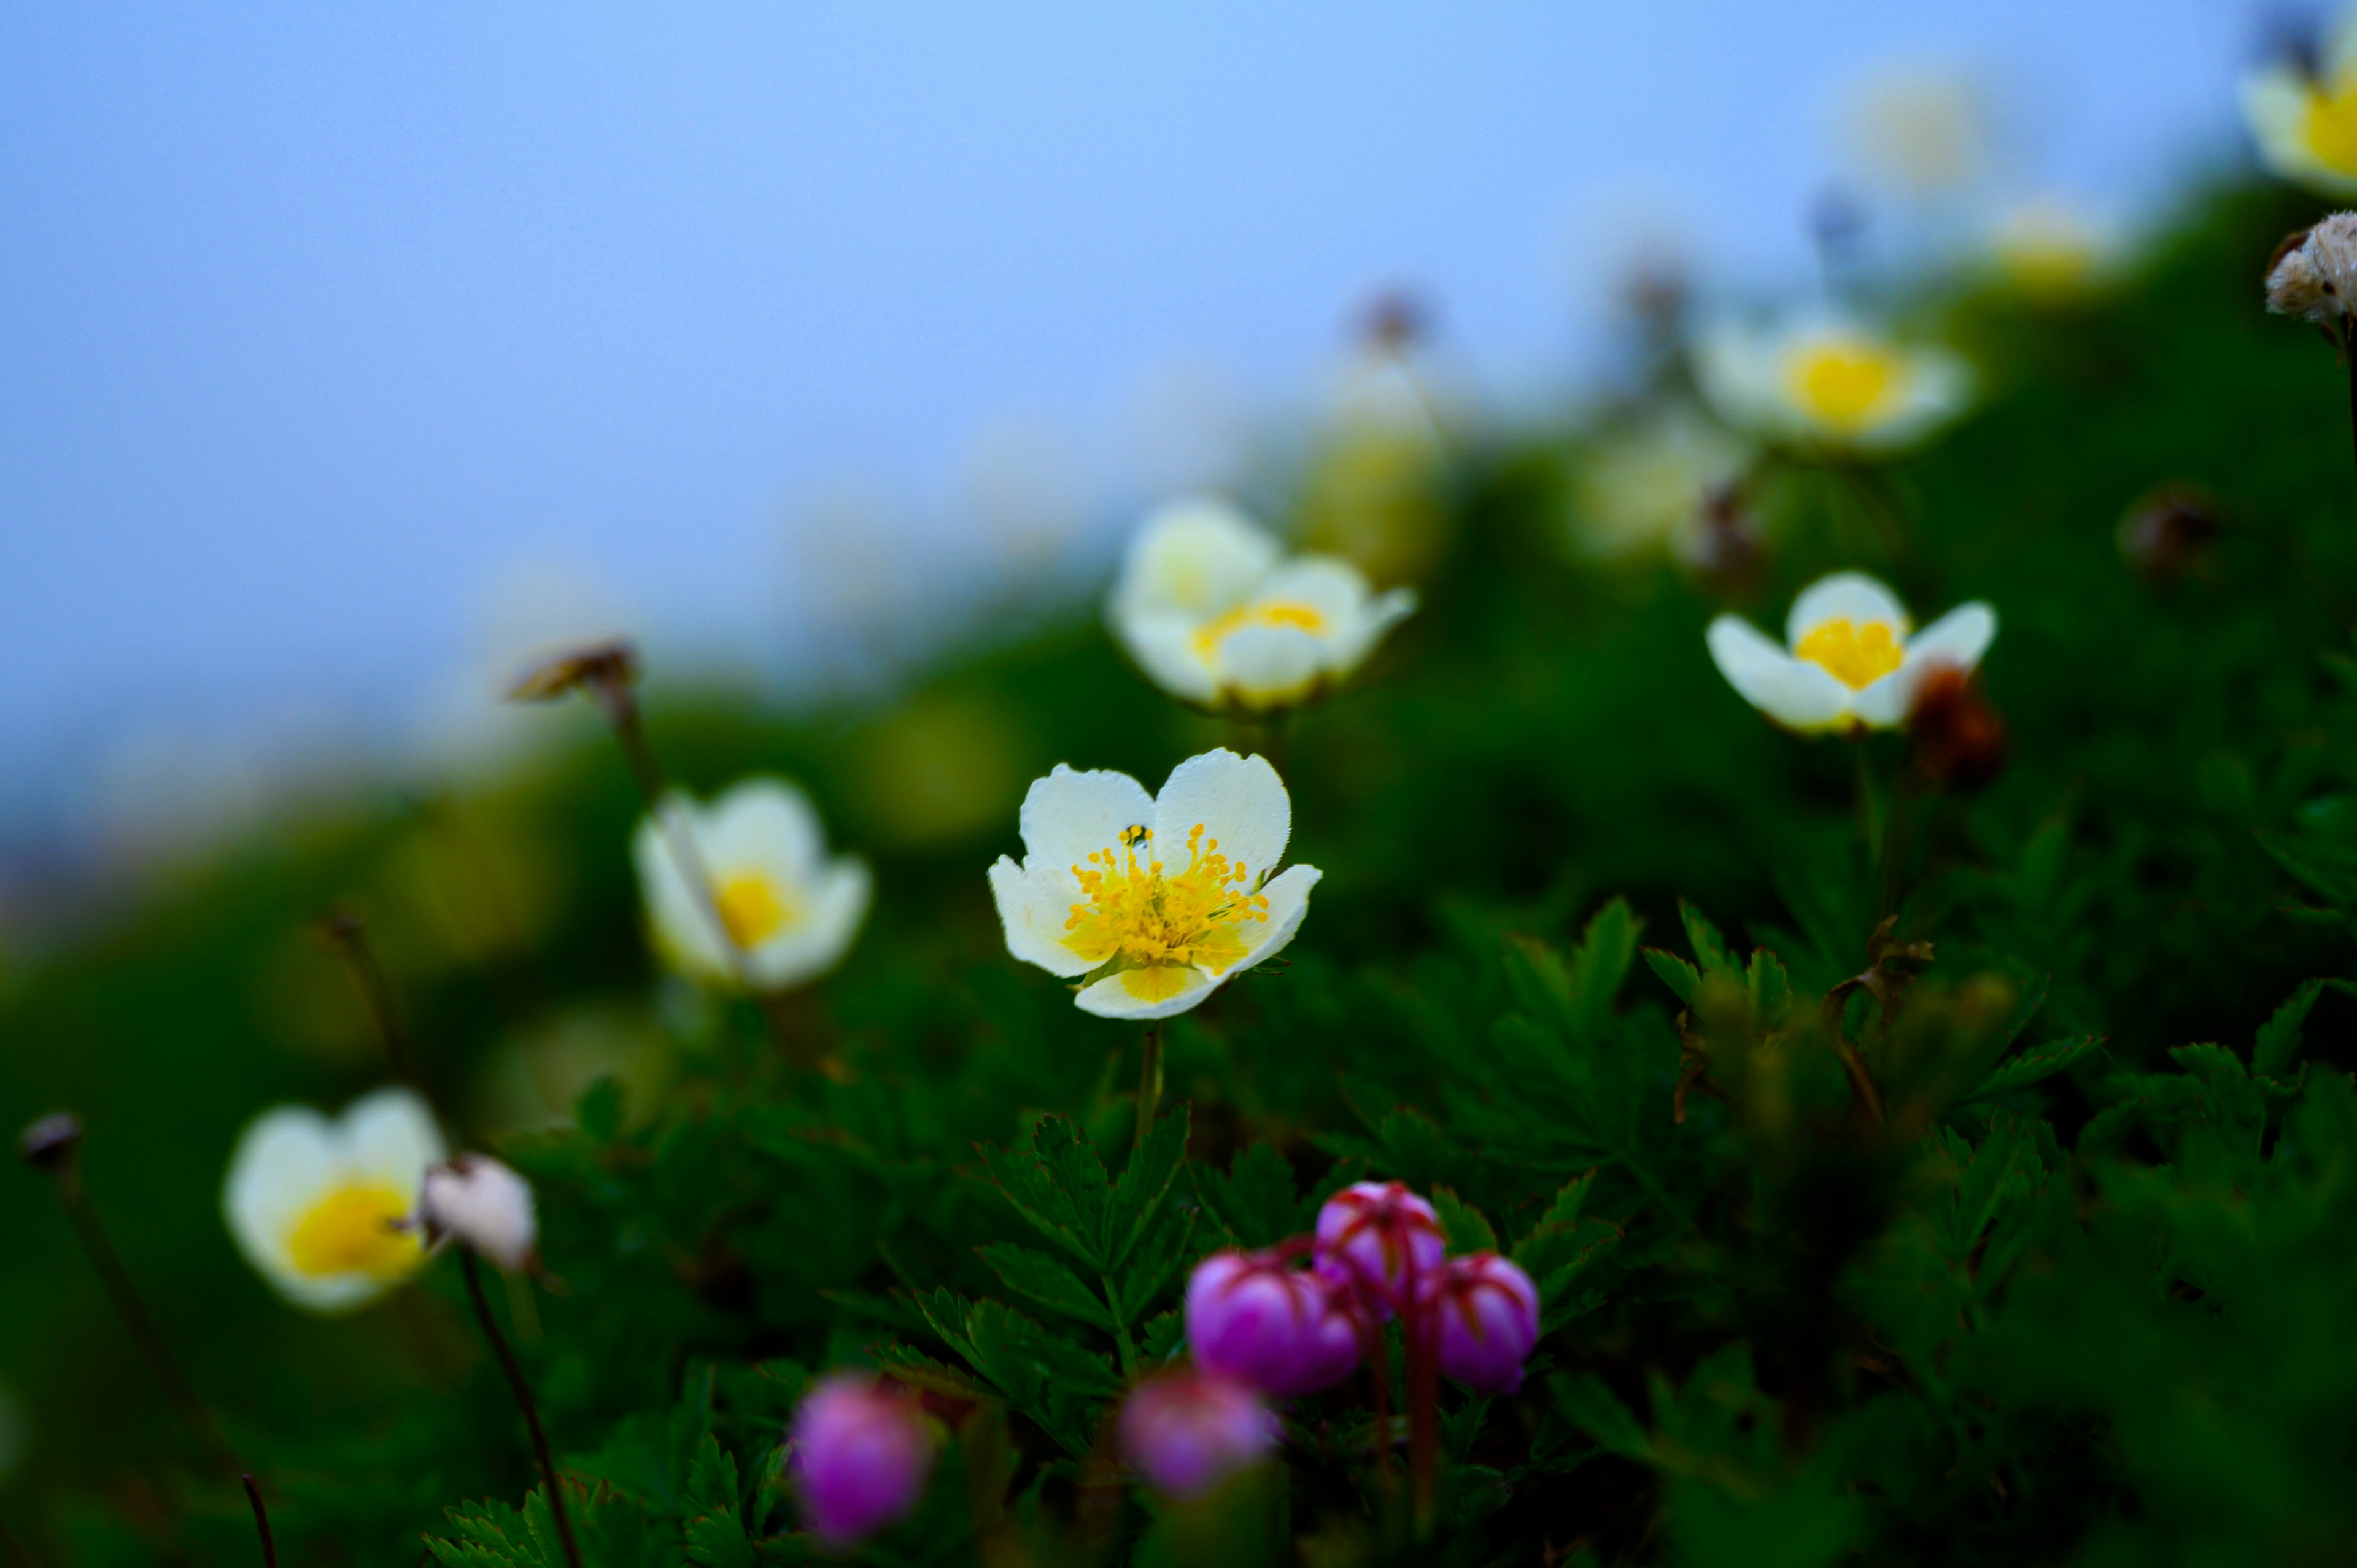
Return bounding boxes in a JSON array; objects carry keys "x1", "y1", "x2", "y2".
[
  {"x1": 1570, "y1": 404, "x2": 1751, "y2": 561},
  {"x1": 1695, "y1": 315, "x2": 1973, "y2": 455},
  {"x1": 1841, "y1": 67, "x2": 1989, "y2": 198},
  {"x1": 634, "y1": 780, "x2": 871, "y2": 992},
  {"x1": 989, "y1": 749, "x2": 1318, "y2": 1021},
  {"x1": 1706, "y1": 571, "x2": 1995, "y2": 735},
  {"x1": 1109, "y1": 499, "x2": 1415, "y2": 713},
  {"x1": 419, "y1": 1154, "x2": 537, "y2": 1272},
  {"x1": 2245, "y1": 16, "x2": 2357, "y2": 198},
  {"x1": 223, "y1": 1087, "x2": 444, "y2": 1312},
  {"x1": 1991, "y1": 198, "x2": 2119, "y2": 301}
]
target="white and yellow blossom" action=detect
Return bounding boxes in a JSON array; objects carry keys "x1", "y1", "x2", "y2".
[
  {"x1": 1109, "y1": 500, "x2": 1416, "y2": 713},
  {"x1": 1694, "y1": 315, "x2": 1972, "y2": 454},
  {"x1": 223, "y1": 1087, "x2": 445, "y2": 1313},
  {"x1": 1706, "y1": 571, "x2": 1995, "y2": 734},
  {"x1": 1569, "y1": 403, "x2": 1751, "y2": 561},
  {"x1": 2245, "y1": 15, "x2": 2357, "y2": 198},
  {"x1": 633, "y1": 779, "x2": 871, "y2": 992},
  {"x1": 989, "y1": 749, "x2": 1320, "y2": 1021},
  {"x1": 1991, "y1": 198, "x2": 2119, "y2": 302}
]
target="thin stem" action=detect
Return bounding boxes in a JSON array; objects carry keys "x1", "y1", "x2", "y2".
[
  {"x1": 1405, "y1": 1294, "x2": 1438, "y2": 1539},
  {"x1": 320, "y1": 911, "x2": 416, "y2": 1086},
  {"x1": 1134, "y1": 1023, "x2": 1163, "y2": 1153},
  {"x1": 2343, "y1": 317, "x2": 2357, "y2": 498},
  {"x1": 460, "y1": 1248, "x2": 582, "y2": 1568},
  {"x1": 48, "y1": 1168, "x2": 241, "y2": 1478},
  {"x1": 241, "y1": 1475, "x2": 277, "y2": 1568},
  {"x1": 1101, "y1": 1275, "x2": 1137, "y2": 1376}
]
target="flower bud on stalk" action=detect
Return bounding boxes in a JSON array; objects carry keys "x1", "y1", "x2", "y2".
[
  {"x1": 1118, "y1": 1370, "x2": 1280, "y2": 1499},
  {"x1": 1906, "y1": 666, "x2": 2009, "y2": 795},
  {"x1": 1185, "y1": 1248, "x2": 1363, "y2": 1397},
  {"x1": 788, "y1": 1375, "x2": 937, "y2": 1550},
  {"x1": 1314, "y1": 1181, "x2": 1446, "y2": 1315},
  {"x1": 1420, "y1": 1253, "x2": 1542, "y2": 1396},
  {"x1": 418, "y1": 1155, "x2": 538, "y2": 1273}
]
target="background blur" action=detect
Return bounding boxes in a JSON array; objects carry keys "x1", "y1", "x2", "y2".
[{"x1": 0, "y1": 1, "x2": 2253, "y2": 889}]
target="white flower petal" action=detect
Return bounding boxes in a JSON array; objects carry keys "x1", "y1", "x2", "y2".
[
  {"x1": 1110, "y1": 498, "x2": 1281, "y2": 623},
  {"x1": 1849, "y1": 347, "x2": 1976, "y2": 454},
  {"x1": 1153, "y1": 749, "x2": 1290, "y2": 884},
  {"x1": 1785, "y1": 572, "x2": 1911, "y2": 645},
  {"x1": 339, "y1": 1087, "x2": 447, "y2": 1196},
  {"x1": 1333, "y1": 585, "x2": 1418, "y2": 672},
  {"x1": 1115, "y1": 612, "x2": 1223, "y2": 705},
  {"x1": 1706, "y1": 616, "x2": 1854, "y2": 732},
  {"x1": 1252, "y1": 557, "x2": 1376, "y2": 633},
  {"x1": 1016, "y1": 764, "x2": 1158, "y2": 874},
  {"x1": 705, "y1": 778, "x2": 826, "y2": 881},
  {"x1": 223, "y1": 1105, "x2": 339, "y2": 1284},
  {"x1": 1691, "y1": 321, "x2": 1784, "y2": 438},
  {"x1": 1210, "y1": 624, "x2": 1327, "y2": 709},
  {"x1": 1906, "y1": 601, "x2": 1997, "y2": 674},
  {"x1": 747, "y1": 857, "x2": 872, "y2": 989},
  {"x1": 991, "y1": 855, "x2": 1096, "y2": 978},
  {"x1": 634, "y1": 803, "x2": 735, "y2": 985},
  {"x1": 1235, "y1": 863, "x2": 1320, "y2": 967},
  {"x1": 1074, "y1": 964, "x2": 1218, "y2": 1021}
]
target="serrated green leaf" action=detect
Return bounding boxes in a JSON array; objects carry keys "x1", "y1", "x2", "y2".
[
  {"x1": 1552, "y1": 1373, "x2": 1650, "y2": 1460},
  {"x1": 1190, "y1": 1140, "x2": 1299, "y2": 1248},
  {"x1": 1679, "y1": 900, "x2": 1737, "y2": 981},
  {"x1": 1104, "y1": 1103, "x2": 1189, "y2": 1268},
  {"x1": 683, "y1": 1437, "x2": 752, "y2": 1568},
  {"x1": 2255, "y1": 979, "x2": 2324, "y2": 1079},
  {"x1": 975, "y1": 1138, "x2": 1104, "y2": 1269},
  {"x1": 1431, "y1": 1186, "x2": 1498, "y2": 1254},
  {"x1": 1112, "y1": 1203, "x2": 1198, "y2": 1323},
  {"x1": 1562, "y1": 898, "x2": 1641, "y2": 1041},
  {"x1": 1744, "y1": 948, "x2": 1792, "y2": 1029},
  {"x1": 979, "y1": 1243, "x2": 1115, "y2": 1329},
  {"x1": 1644, "y1": 948, "x2": 1701, "y2": 1006},
  {"x1": 1032, "y1": 1114, "x2": 1113, "y2": 1252},
  {"x1": 1959, "y1": 1035, "x2": 2102, "y2": 1105}
]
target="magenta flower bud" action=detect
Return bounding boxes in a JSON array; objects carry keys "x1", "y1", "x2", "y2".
[
  {"x1": 1422, "y1": 1253, "x2": 1541, "y2": 1395},
  {"x1": 1186, "y1": 1248, "x2": 1363, "y2": 1397},
  {"x1": 1119, "y1": 1370, "x2": 1280, "y2": 1498},
  {"x1": 787, "y1": 1373, "x2": 936, "y2": 1548},
  {"x1": 1314, "y1": 1181, "x2": 1446, "y2": 1313}
]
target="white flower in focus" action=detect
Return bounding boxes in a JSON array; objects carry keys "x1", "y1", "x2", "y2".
[
  {"x1": 1694, "y1": 315, "x2": 1973, "y2": 455},
  {"x1": 419, "y1": 1154, "x2": 538, "y2": 1272},
  {"x1": 223, "y1": 1087, "x2": 445, "y2": 1312},
  {"x1": 1570, "y1": 404, "x2": 1751, "y2": 561},
  {"x1": 633, "y1": 779, "x2": 872, "y2": 992},
  {"x1": 1706, "y1": 571, "x2": 1996, "y2": 735},
  {"x1": 2245, "y1": 17, "x2": 2357, "y2": 198},
  {"x1": 989, "y1": 749, "x2": 1320, "y2": 1020},
  {"x1": 1109, "y1": 500, "x2": 1416, "y2": 713}
]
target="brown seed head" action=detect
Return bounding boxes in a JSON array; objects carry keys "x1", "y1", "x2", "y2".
[{"x1": 505, "y1": 639, "x2": 639, "y2": 703}]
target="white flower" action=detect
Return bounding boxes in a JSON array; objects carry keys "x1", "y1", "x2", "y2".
[
  {"x1": 1706, "y1": 571, "x2": 1995, "y2": 734},
  {"x1": 1569, "y1": 403, "x2": 1751, "y2": 560},
  {"x1": 419, "y1": 1154, "x2": 538, "y2": 1272},
  {"x1": 633, "y1": 779, "x2": 872, "y2": 992},
  {"x1": 2245, "y1": 17, "x2": 2357, "y2": 198},
  {"x1": 223, "y1": 1087, "x2": 445, "y2": 1313},
  {"x1": 1108, "y1": 499, "x2": 1416, "y2": 713},
  {"x1": 1694, "y1": 315, "x2": 1973, "y2": 454},
  {"x1": 1991, "y1": 198, "x2": 2119, "y2": 301},
  {"x1": 988, "y1": 749, "x2": 1320, "y2": 1021}
]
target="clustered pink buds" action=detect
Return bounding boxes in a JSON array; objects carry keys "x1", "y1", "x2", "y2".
[
  {"x1": 786, "y1": 1373, "x2": 937, "y2": 1548},
  {"x1": 1420, "y1": 1251, "x2": 1542, "y2": 1395},
  {"x1": 1185, "y1": 1248, "x2": 1361, "y2": 1397},
  {"x1": 1118, "y1": 1369, "x2": 1282, "y2": 1499},
  {"x1": 1314, "y1": 1180, "x2": 1447, "y2": 1315}
]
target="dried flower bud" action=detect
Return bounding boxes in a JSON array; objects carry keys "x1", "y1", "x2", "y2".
[
  {"x1": 2266, "y1": 215, "x2": 2357, "y2": 322},
  {"x1": 1185, "y1": 1249, "x2": 1363, "y2": 1398},
  {"x1": 418, "y1": 1154, "x2": 538, "y2": 1272},
  {"x1": 1907, "y1": 666, "x2": 2009, "y2": 794},
  {"x1": 1361, "y1": 290, "x2": 1426, "y2": 355},
  {"x1": 505, "y1": 639, "x2": 638, "y2": 703},
  {"x1": 1118, "y1": 1370, "x2": 1279, "y2": 1499},
  {"x1": 1419, "y1": 1253, "x2": 1541, "y2": 1396},
  {"x1": 787, "y1": 1374, "x2": 936, "y2": 1548},
  {"x1": 1314, "y1": 1181, "x2": 1446, "y2": 1315},
  {"x1": 18, "y1": 1113, "x2": 83, "y2": 1175},
  {"x1": 2118, "y1": 487, "x2": 2221, "y2": 588}
]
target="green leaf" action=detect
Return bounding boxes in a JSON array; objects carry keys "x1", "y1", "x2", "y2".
[
  {"x1": 2255, "y1": 979, "x2": 2324, "y2": 1078},
  {"x1": 576, "y1": 1076, "x2": 625, "y2": 1143},
  {"x1": 1551, "y1": 1373, "x2": 1649, "y2": 1461},
  {"x1": 1112, "y1": 1203, "x2": 1198, "y2": 1323},
  {"x1": 1679, "y1": 900, "x2": 1738, "y2": 981},
  {"x1": 978, "y1": 1243, "x2": 1115, "y2": 1329},
  {"x1": 683, "y1": 1437, "x2": 753, "y2": 1568},
  {"x1": 1562, "y1": 897, "x2": 1641, "y2": 1041},
  {"x1": 1744, "y1": 948, "x2": 1792, "y2": 1029},
  {"x1": 1104, "y1": 1103, "x2": 1189, "y2": 1268},
  {"x1": 976, "y1": 1132, "x2": 1104, "y2": 1269},
  {"x1": 1032, "y1": 1114, "x2": 1113, "y2": 1253},
  {"x1": 2258, "y1": 828, "x2": 2357, "y2": 906},
  {"x1": 1643, "y1": 948, "x2": 1702, "y2": 1007},
  {"x1": 1190, "y1": 1141, "x2": 1299, "y2": 1248},
  {"x1": 1959, "y1": 1035, "x2": 2102, "y2": 1105},
  {"x1": 1431, "y1": 1186, "x2": 1498, "y2": 1254}
]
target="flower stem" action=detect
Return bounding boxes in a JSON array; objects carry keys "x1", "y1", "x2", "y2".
[
  {"x1": 1405, "y1": 1302, "x2": 1438, "y2": 1539},
  {"x1": 241, "y1": 1475, "x2": 277, "y2": 1568},
  {"x1": 2343, "y1": 317, "x2": 2357, "y2": 496},
  {"x1": 1134, "y1": 1023, "x2": 1163, "y2": 1153},
  {"x1": 319, "y1": 910, "x2": 416, "y2": 1089},
  {"x1": 460, "y1": 1248, "x2": 582, "y2": 1568}
]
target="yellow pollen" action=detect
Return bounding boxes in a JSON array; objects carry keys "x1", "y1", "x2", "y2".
[
  {"x1": 714, "y1": 872, "x2": 795, "y2": 947},
  {"x1": 2302, "y1": 78, "x2": 2357, "y2": 175},
  {"x1": 1192, "y1": 600, "x2": 1328, "y2": 655},
  {"x1": 1063, "y1": 822, "x2": 1270, "y2": 988},
  {"x1": 284, "y1": 1181, "x2": 424, "y2": 1281},
  {"x1": 1793, "y1": 617, "x2": 1905, "y2": 690},
  {"x1": 1786, "y1": 339, "x2": 1906, "y2": 433}
]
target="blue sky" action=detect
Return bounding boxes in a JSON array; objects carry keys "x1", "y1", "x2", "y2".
[{"x1": 0, "y1": 2, "x2": 2256, "y2": 841}]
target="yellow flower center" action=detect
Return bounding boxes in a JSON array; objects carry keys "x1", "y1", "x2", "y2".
[
  {"x1": 714, "y1": 872, "x2": 795, "y2": 947},
  {"x1": 1786, "y1": 340, "x2": 1906, "y2": 433},
  {"x1": 1793, "y1": 617, "x2": 1905, "y2": 690},
  {"x1": 2302, "y1": 79, "x2": 2357, "y2": 175},
  {"x1": 284, "y1": 1181, "x2": 424, "y2": 1281},
  {"x1": 1192, "y1": 601, "x2": 1328, "y2": 656},
  {"x1": 1064, "y1": 824, "x2": 1269, "y2": 998}
]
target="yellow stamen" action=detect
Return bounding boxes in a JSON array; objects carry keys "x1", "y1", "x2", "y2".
[
  {"x1": 284, "y1": 1182, "x2": 423, "y2": 1280},
  {"x1": 1793, "y1": 617, "x2": 1904, "y2": 690},
  {"x1": 1786, "y1": 339, "x2": 1906, "y2": 433},
  {"x1": 2303, "y1": 79, "x2": 2357, "y2": 176},
  {"x1": 1064, "y1": 823, "x2": 1270, "y2": 989},
  {"x1": 715, "y1": 872, "x2": 795, "y2": 947},
  {"x1": 1192, "y1": 601, "x2": 1328, "y2": 655}
]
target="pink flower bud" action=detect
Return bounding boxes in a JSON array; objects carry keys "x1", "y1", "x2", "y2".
[
  {"x1": 1314, "y1": 1181, "x2": 1446, "y2": 1314},
  {"x1": 788, "y1": 1374, "x2": 935, "y2": 1548},
  {"x1": 1119, "y1": 1370, "x2": 1280, "y2": 1499},
  {"x1": 1185, "y1": 1249, "x2": 1363, "y2": 1397},
  {"x1": 1420, "y1": 1253, "x2": 1541, "y2": 1396}
]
